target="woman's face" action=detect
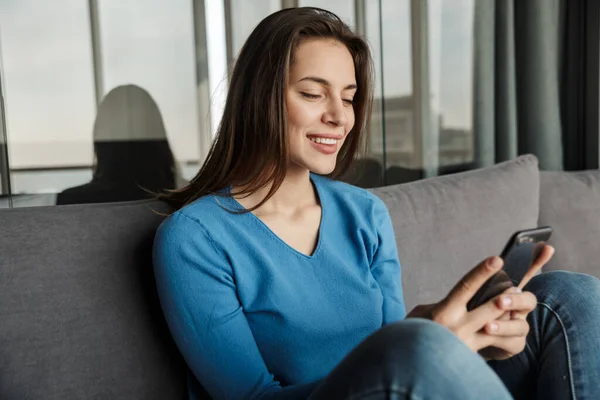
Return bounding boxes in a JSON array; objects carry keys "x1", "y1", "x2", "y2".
[{"x1": 286, "y1": 39, "x2": 356, "y2": 175}]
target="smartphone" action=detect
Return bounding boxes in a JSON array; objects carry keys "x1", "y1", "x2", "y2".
[{"x1": 466, "y1": 226, "x2": 553, "y2": 311}]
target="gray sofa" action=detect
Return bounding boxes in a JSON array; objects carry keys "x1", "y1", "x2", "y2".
[{"x1": 1, "y1": 154, "x2": 599, "y2": 399}]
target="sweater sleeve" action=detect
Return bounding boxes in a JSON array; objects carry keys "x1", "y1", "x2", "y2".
[
  {"x1": 153, "y1": 212, "x2": 319, "y2": 400},
  {"x1": 370, "y1": 197, "x2": 407, "y2": 324}
]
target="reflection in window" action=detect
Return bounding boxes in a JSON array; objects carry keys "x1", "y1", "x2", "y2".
[
  {"x1": 365, "y1": 0, "x2": 412, "y2": 179},
  {"x1": 99, "y1": 0, "x2": 200, "y2": 173},
  {"x1": 367, "y1": 0, "x2": 474, "y2": 185},
  {"x1": 56, "y1": 85, "x2": 176, "y2": 205}
]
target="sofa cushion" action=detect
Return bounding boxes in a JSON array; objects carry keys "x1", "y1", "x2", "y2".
[
  {"x1": 370, "y1": 155, "x2": 541, "y2": 310},
  {"x1": 538, "y1": 170, "x2": 600, "y2": 277},
  {"x1": 0, "y1": 200, "x2": 187, "y2": 400}
]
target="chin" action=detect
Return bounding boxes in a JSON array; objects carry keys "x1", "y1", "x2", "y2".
[
  {"x1": 290, "y1": 155, "x2": 337, "y2": 175},
  {"x1": 308, "y1": 162, "x2": 337, "y2": 175}
]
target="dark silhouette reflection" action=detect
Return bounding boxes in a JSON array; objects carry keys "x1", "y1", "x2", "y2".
[
  {"x1": 341, "y1": 157, "x2": 384, "y2": 188},
  {"x1": 57, "y1": 85, "x2": 176, "y2": 205},
  {"x1": 385, "y1": 166, "x2": 424, "y2": 185},
  {"x1": 385, "y1": 161, "x2": 477, "y2": 186}
]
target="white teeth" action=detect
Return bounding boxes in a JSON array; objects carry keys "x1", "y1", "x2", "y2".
[{"x1": 309, "y1": 137, "x2": 338, "y2": 145}]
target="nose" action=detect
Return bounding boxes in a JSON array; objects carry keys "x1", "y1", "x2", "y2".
[{"x1": 321, "y1": 97, "x2": 348, "y2": 127}]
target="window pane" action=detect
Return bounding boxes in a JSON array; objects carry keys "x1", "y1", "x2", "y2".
[
  {"x1": 438, "y1": 0, "x2": 474, "y2": 166},
  {"x1": 0, "y1": 0, "x2": 96, "y2": 198},
  {"x1": 230, "y1": 0, "x2": 280, "y2": 58},
  {"x1": 99, "y1": 0, "x2": 200, "y2": 168},
  {"x1": 0, "y1": 1, "x2": 202, "y2": 206},
  {"x1": 374, "y1": 0, "x2": 475, "y2": 185},
  {"x1": 365, "y1": 0, "x2": 413, "y2": 186}
]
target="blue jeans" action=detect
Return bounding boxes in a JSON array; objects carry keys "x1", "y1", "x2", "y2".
[{"x1": 308, "y1": 271, "x2": 600, "y2": 400}]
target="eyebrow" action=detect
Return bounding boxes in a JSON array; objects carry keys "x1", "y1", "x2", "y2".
[{"x1": 297, "y1": 76, "x2": 357, "y2": 90}]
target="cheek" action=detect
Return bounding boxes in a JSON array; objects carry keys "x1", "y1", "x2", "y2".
[
  {"x1": 287, "y1": 99, "x2": 322, "y2": 133},
  {"x1": 286, "y1": 102, "x2": 305, "y2": 134},
  {"x1": 346, "y1": 111, "x2": 356, "y2": 134},
  {"x1": 286, "y1": 98, "x2": 298, "y2": 123}
]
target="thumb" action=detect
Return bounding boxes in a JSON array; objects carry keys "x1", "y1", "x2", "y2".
[
  {"x1": 518, "y1": 245, "x2": 555, "y2": 289},
  {"x1": 445, "y1": 256, "x2": 503, "y2": 307}
]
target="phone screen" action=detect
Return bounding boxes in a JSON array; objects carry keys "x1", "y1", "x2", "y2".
[
  {"x1": 467, "y1": 227, "x2": 552, "y2": 310},
  {"x1": 502, "y1": 240, "x2": 547, "y2": 285}
]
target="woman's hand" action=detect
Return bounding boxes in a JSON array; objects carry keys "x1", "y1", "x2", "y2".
[
  {"x1": 407, "y1": 256, "x2": 518, "y2": 352},
  {"x1": 477, "y1": 286, "x2": 536, "y2": 360},
  {"x1": 479, "y1": 244, "x2": 555, "y2": 360},
  {"x1": 407, "y1": 245, "x2": 555, "y2": 358}
]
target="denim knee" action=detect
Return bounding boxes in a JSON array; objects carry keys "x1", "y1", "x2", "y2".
[
  {"x1": 526, "y1": 270, "x2": 600, "y2": 311},
  {"x1": 372, "y1": 319, "x2": 470, "y2": 368},
  {"x1": 358, "y1": 319, "x2": 509, "y2": 399},
  {"x1": 310, "y1": 319, "x2": 511, "y2": 400}
]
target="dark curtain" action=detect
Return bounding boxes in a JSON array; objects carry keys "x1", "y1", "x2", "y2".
[{"x1": 473, "y1": 0, "x2": 599, "y2": 171}]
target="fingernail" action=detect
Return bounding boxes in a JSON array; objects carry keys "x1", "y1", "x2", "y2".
[
  {"x1": 502, "y1": 296, "x2": 512, "y2": 307},
  {"x1": 511, "y1": 287, "x2": 522, "y2": 293},
  {"x1": 489, "y1": 322, "x2": 499, "y2": 332},
  {"x1": 487, "y1": 257, "x2": 501, "y2": 269}
]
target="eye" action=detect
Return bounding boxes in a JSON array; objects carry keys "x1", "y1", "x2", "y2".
[
  {"x1": 343, "y1": 99, "x2": 354, "y2": 105},
  {"x1": 301, "y1": 92, "x2": 321, "y2": 100}
]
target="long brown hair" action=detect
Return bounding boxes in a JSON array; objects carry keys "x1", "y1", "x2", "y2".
[{"x1": 158, "y1": 7, "x2": 374, "y2": 212}]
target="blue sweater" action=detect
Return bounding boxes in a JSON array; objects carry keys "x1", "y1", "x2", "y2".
[{"x1": 153, "y1": 174, "x2": 406, "y2": 400}]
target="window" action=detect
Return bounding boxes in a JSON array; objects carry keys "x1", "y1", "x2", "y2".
[
  {"x1": 99, "y1": 0, "x2": 200, "y2": 168},
  {"x1": 369, "y1": 0, "x2": 475, "y2": 184},
  {"x1": 0, "y1": 0, "x2": 96, "y2": 195},
  {"x1": 438, "y1": 0, "x2": 474, "y2": 166},
  {"x1": 0, "y1": 0, "x2": 203, "y2": 200},
  {"x1": 230, "y1": 0, "x2": 280, "y2": 59},
  {"x1": 0, "y1": 0, "x2": 486, "y2": 206}
]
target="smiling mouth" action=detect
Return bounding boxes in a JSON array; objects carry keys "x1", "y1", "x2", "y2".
[
  {"x1": 308, "y1": 137, "x2": 339, "y2": 145},
  {"x1": 307, "y1": 136, "x2": 340, "y2": 155}
]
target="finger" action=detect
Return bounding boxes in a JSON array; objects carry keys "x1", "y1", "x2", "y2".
[
  {"x1": 497, "y1": 312, "x2": 511, "y2": 321},
  {"x1": 533, "y1": 244, "x2": 555, "y2": 268},
  {"x1": 484, "y1": 319, "x2": 530, "y2": 337},
  {"x1": 475, "y1": 331, "x2": 526, "y2": 353},
  {"x1": 472, "y1": 331, "x2": 498, "y2": 351},
  {"x1": 495, "y1": 291, "x2": 537, "y2": 313},
  {"x1": 501, "y1": 286, "x2": 520, "y2": 295},
  {"x1": 495, "y1": 288, "x2": 516, "y2": 321},
  {"x1": 487, "y1": 336, "x2": 527, "y2": 357},
  {"x1": 465, "y1": 295, "x2": 507, "y2": 332},
  {"x1": 465, "y1": 286, "x2": 522, "y2": 330},
  {"x1": 446, "y1": 256, "x2": 504, "y2": 307},
  {"x1": 519, "y1": 245, "x2": 555, "y2": 289},
  {"x1": 510, "y1": 310, "x2": 529, "y2": 320}
]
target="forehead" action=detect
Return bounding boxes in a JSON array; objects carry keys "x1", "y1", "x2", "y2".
[{"x1": 289, "y1": 39, "x2": 356, "y2": 84}]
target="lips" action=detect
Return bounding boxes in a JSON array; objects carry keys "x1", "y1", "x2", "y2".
[
  {"x1": 306, "y1": 133, "x2": 344, "y2": 140},
  {"x1": 308, "y1": 136, "x2": 338, "y2": 155}
]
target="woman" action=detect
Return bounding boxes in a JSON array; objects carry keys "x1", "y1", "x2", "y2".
[{"x1": 153, "y1": 7, "x2": 600, "y2": 400}]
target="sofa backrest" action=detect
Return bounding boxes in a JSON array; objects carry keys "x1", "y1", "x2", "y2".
[
  {"x1": 538, "y1": 169, "x2": 600, "y2": 277},
  {"x1": 0, "y1": 154, "x2": 548, "y2": 398},
  {"x1": 0, "y1": 200, "x2": 187, "y2": 400},
  {"x1": 370, "y1": 155, "x2": 541, "y2": 309}
]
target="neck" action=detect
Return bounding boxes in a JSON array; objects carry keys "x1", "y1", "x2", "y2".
[{"x1": 233, "y1": 168, "x2": 317, "y2": 214}]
